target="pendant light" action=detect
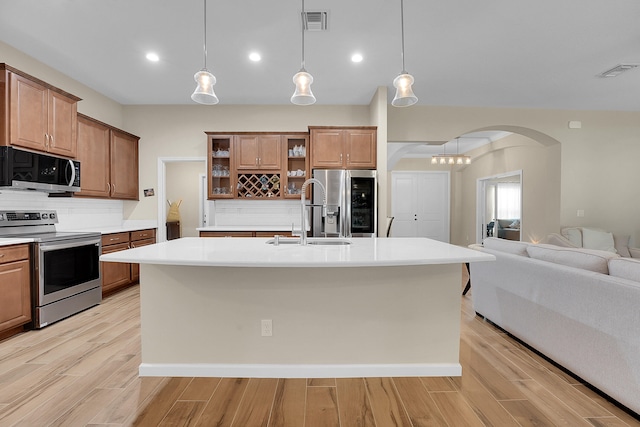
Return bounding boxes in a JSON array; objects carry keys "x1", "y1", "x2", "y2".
[
  {"x1": 391, "y1": 0, "x2": 418, "y2": 107},
  {"x1": 291, "y1": 0, "x2": 316, "y2": 105},
  {"x1": 191, "y1": 0, "x2": 219, "y2": 105}
]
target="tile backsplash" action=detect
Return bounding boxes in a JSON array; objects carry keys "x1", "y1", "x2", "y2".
[
  {"x1": 209, "y1": 199, "x2": 303, "y2": 227},
  {"x1": 0, "y1": 189, "x2": 124, "y2": 230}
]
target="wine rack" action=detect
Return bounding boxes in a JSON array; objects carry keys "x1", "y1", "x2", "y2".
[{"x1": 236, "y1": 173, "x2": 281, "y2": 198}]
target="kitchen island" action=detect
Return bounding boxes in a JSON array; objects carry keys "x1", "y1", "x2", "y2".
[{"x1": 100, "y1": 237, "x2": 494, "y2": 378}]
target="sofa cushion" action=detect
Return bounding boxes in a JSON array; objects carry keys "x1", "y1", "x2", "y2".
[
  {"x1": 608, "y1": 258, "x2": 640, "y2": 282},
  {"x1": 526, "y1": 244, "x2": 619, "y2": 274},
  {"x1": 561, "y1": 227, "x2": 583, "y2": 247},
  {"x1": 582, "y1": 228, "x2": 616, "y2": 253},
  {"x1": 483, "y1": 237, "x2": 530, "y2": 256}
]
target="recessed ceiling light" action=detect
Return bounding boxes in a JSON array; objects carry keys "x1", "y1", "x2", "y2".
[
  {"x1": 146, "y1": 52, "x2": 159, "y2": 62},
  {"x1": 351, "y1": 53, "x2": 363, "y2": 63},
  {"x1": 249, "y1": 52, "x2": 261, "y2": 62}
]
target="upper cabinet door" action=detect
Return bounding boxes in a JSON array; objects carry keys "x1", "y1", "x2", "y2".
[
  {"x1": 256, "y1": 134, "x2": 282, "y2": 169},
  {"x1": 235, "y1": 135, "x2": 260, "y2": 169},
  {"x1": 47, "y1": 90, "x2": 77, "y2": 157},
  {"x1": 310, "y1": 129, "x2": 344, "y2": 169},
  {"x1": 9, "y1": 73, "x2": 48, "y2": 152},
  {"x1": 310, "y1": 127, "x2": 377, "y2": 169},
  {"x1": 345, "y1": 129, "x2": 376, "y2": 169},
  {"x1": 7, "y1": 72, "x2": 78, "y2": 157},
  {"x1": 110, "y1": 130, "x2": 139, "y2": 200},
  {"x1": 235, "y1": 134, "x2": 282, "y2": 170},
  {"x1": 76, "y1": 115, "x2": 111, "y2": 198}
]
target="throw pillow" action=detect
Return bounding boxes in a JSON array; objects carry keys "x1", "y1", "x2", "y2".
[
  {"x1": 582, "y1": 228, "x2": 616, "y2": 253},
  {"x1": 608, "y1": 258, "x2": 640, "y2": 282},
  {"x1": 526, "y1": 244, "x2": 619, "y2": 274},
  {"x1": 613, "y1": 234, "x2": 631, "y2": 258},
  {"x1": 561, "y1": 227, "x2": 583, "y2": 247}
]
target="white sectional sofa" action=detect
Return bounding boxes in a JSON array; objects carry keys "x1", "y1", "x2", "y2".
[{"x1": 469, "y1": 237, "x2": 640, "y2": 415}]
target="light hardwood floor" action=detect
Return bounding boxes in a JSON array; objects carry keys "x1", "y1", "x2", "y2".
[{"x1": 0, "y1": 279, "x2": 638, "y2": 426}]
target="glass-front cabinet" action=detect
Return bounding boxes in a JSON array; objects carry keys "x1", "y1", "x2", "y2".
[
  {"x1": 206, "y1": 132, "x2": 309, "y2": 200},
  {"x1": 207, "y1": 134, "x2": 233, "y2": 199},
  {"x1": 283, "y1": 134, "x2": 309, "y2": 199}
]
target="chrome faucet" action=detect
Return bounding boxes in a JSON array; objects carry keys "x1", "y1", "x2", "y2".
[{"x1": 300, "y1": 178, "x2": 326, "y2": 245}]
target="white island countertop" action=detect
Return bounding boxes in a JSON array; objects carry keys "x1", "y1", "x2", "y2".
[{"x1": 100, "y1": 236, "x2": 494, "y2": 267}]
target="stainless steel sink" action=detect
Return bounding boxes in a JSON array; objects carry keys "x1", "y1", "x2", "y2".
[
  {"x1": 265, "y1": 237, "x2": 351, "y2": 246},
  {"x1": 307, "y1": 239, "x2": 351, "y2": 246}
]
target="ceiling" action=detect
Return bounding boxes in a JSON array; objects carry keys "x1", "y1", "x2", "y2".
[{"x1": 1, "y1": 0, "x2": 639, "y2": 110}]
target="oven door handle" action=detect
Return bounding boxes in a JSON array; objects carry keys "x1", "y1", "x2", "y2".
[{"x1": 39, "y1": 239, "x2": 101, "y2": 252}]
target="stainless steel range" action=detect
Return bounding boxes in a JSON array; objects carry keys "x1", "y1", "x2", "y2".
[{"x1": 0, "y1": 210, "x2": 102, "y2": 328}]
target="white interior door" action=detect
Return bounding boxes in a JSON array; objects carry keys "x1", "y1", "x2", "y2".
[
  {"x1": 391, "y1": 173, "x2": 418, "y2": 237},
  {"x1": 391, "y1": 172, "x2": 450, "y2": 242}
]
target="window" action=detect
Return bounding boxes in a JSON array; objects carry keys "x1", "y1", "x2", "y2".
[{"x1": 496, "y1": 182, "x2": 521, "y2": 219}]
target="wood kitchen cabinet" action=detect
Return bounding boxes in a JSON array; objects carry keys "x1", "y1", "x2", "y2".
[
  {"x1": 101, "y1": 229, "x2": 156, "y2": 296},
  {"x1": 310, "y1": 126, "x2": 377, "y2": 169},
  {"x1": 206, "y1": 131, "x2": 310, "y2": 200},
  {"x1": 76, "y1": 114, "x2": 139, "y2": 200},
  {"x1": 0, "y1": 244, "x2": 31, "y2": 340},
  {"x1": 0, "y1": 63, "x2": 80, "y2": 158},
  {"x1": 101, "y1": 233, "x2": 132, "y2": 296},
  {"x1": 130, "y1": 229, "x2": 156, "y2": 282},
  {"x1": 234, "y1": 134, "x2": 282, "y2": 170}
]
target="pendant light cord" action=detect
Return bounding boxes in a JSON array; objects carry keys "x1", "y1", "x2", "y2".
[
  {"x1": 400, "y1": 0, "x2": 406, "y2": 73},
  {"x1": 202, "y1": 0, "x2": 208, "y2": 69},
  {"x1": 300, "y1": 0, "x2": 306, "y2": 71}
]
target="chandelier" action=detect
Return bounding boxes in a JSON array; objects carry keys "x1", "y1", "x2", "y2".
[{"x1": 431, "y1": 138, "x2": 471, "y2": 165}]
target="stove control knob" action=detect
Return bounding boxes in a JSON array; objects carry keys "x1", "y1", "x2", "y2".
[
  {"x1": 42, "y1": 213, "x2": 49, "y2": 219},
  {"x1": 0, "y1": 213, "x2": 4, "y2": 221},
  {"x1": 50, "y1": 213, "x2": 56, "y2": 219}
]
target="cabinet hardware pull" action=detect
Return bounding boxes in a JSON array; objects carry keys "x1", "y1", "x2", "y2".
[
  {"x1": 107, "y1": 183, "x2": 111, "y2": 193},
  {"x1": 340, "y1": 153, "x2": 343, "y2": 163},
  {"x1": 347, "y1": 153, "x2": 350, "y2": 163},
  {"x1": 0, "y1": 254, "x2": 5, "y2": 258}
]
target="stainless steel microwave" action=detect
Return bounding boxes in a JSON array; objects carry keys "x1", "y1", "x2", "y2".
[{"x1": 0, "y1": 147, "x2": 81, "y2": 193}]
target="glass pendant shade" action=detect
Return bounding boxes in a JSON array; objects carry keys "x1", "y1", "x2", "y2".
[
  {"x1": 291, "y1": 70, "x2": 316, "y2": 105},
  {"x1": 191, "y1": 69, "x2": 219, "y2": 105},
  {"x1": 392, "y1": 73, "x2": 418, "y2": 107}
]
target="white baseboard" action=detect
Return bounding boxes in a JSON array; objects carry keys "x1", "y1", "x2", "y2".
[{"x1": 138, "y1": 363, "x2": 462, "y2": 378}]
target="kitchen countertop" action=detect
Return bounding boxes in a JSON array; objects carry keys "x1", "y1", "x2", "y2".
[
  {"x1": 100, "y1": 236, "x2": 495, "y2": 268},
  {"x1": 197, "y1": 225, "x2": 300, "y2": 232},
  {"x1": 0, "y1": 237, "x2": 34, "y2": 247},
  {"x1": 61, "y1": 220, "x2": 158, "y2": 235}
]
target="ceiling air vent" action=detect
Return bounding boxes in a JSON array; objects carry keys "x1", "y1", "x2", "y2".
[
  {"x1": 303, "y1": 11, "x2": 329, "y2": 31},
  {"x1": 597, "y1": 63, "x2": 639, "y2": 78}
]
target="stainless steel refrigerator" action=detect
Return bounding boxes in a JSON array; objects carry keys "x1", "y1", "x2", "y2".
[{"x1": 312, "y1": 169, "x2": 377, "y2": 238}]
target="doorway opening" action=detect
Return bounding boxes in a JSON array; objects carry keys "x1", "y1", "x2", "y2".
[
  {"x1": 157, "y1": 157, "x2": 206, "y2": 242},
  {"x1": 476, "y1": 170, "x2": 522, "y2": 243}
]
